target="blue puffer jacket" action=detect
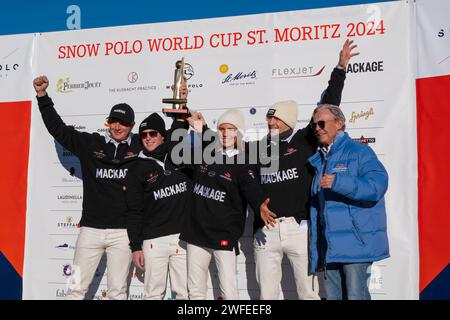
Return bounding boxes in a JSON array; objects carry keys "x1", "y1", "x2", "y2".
[{"x1": 308, "y1": 132, "x2": 390, "y2": 272}]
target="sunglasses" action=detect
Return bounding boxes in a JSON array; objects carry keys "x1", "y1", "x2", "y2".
[
  {"x1": 140, "y1": 131, "x2": 159, "y2": 139},
  {"x1": 311, "y1": 119, "x2": 335, "y2": 130}
]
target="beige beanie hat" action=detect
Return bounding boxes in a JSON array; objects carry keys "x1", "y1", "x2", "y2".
[
  {"x1": 266, "y1": 100, "x2": 298, "y2": 129},
  {"x1": 217, "y1": 109, "x2": 246, "y2": 132}
]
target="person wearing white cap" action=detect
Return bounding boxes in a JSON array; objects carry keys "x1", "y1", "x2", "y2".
[
  {"x1": 254, "y1": 40, "x2": 359, "y2": 300},
  {"x1": 179, "y1": 109, "x2": 274, "y2": 300}
]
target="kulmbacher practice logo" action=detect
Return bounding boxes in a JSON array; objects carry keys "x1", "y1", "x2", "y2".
[
  {"x1": 109, "y1": 72, "x2": 156, "y2": 93},
  {"x1": 128, "y1": 72, "x2": 138, "y2": 83}
]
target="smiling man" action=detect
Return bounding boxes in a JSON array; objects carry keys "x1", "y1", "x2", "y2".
[
  {"x1": 308, "y1": 104, "x2": 389, "y2": 300},
  {"x1": 33, "y1": 76, "x2": 141, "y2": 300}
]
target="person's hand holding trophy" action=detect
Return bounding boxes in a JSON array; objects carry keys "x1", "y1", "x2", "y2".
[{"x1": 162, "y1": 58, "x2": 190, "y2": 119}]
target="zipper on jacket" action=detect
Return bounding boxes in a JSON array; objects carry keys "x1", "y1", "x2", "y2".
[{"x1": 320, "y1": 152, "x2": 331, "y2": 277}]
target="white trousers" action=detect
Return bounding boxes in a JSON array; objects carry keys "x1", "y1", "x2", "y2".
[
  {"x1": 254, "y1": 217, "x2": 320, "y2": 300},
  {"x1": 66, "y1": 227, "x2": 132, "y2": 300},
  {"x1": 187, "y1": 243, "x2": 238, "y2": 300},
  {"x1": 142, "y1": 233, "x2": 188, "y2": 300}
]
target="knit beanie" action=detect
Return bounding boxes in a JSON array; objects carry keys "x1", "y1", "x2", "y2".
[
  {"x1": 217, "y1": 109, "x2": 245, "y2": 133},
  {"x1": 266, "y1": 100, "x2": 298, "y2": 129},
  {"x1": 139, "y1": 113, "x2": 167, "y2": 138}
]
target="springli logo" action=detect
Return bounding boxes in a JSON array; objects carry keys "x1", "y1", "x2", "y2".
[{"x1": 349, "y1": 107, "x2": 374, "y2": 124}]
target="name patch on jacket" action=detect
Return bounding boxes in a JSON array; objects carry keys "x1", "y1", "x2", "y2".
[
  {"x1": 193, "y1": 183, "x2": 226, "y2": 203},
  {"x1": 95, "y1": 168, "x2": 128, "y2": 179},
  {"x1": 153, "y1": 182, "x2": 188, "y2": 200},
  {"x1": 331, "y1": 164, "x2": 348, "y2": 173},
  {"x1": 261, "y1": 168, "x2": 299, "y2": 184}
]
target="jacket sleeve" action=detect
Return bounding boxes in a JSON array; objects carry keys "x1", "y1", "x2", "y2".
[
  {"x1": 319, "y1": 67, "x2": 346, "y2": 106},
  {"x1": 238, "y1": 165, "x2": 266, "y2": 213},
  {"x1": 125, "y1": 165, "x2": 145, "y2": 252},
  {"x1": 37, "y1": 94, "x2": 93, "y2": 157},
  {"x1": 331, "y1": 147, "x2": 389, "y2": 202},
  {"x1": 167, "y1": 120, "x2": 201, "y2": 170}
]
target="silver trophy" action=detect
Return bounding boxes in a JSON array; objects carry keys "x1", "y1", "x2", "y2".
[{"x1": 162, "y1": 58, "x2": 189, "y2": 117}]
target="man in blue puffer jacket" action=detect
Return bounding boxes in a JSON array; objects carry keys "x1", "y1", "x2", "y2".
[{"x1": 307, "y1": 104, "x2": 389, "y2": 300}]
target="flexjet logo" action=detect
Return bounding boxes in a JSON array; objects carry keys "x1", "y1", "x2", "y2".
[
  {"x1": 56, "y1": 77, "x2": 101, "y2": 93},
  {"x1": 346, "y1": 61, "x2": 383, "y2": 73},
  {"x1": 272, "y1": 65, "x2": 325, "y2": 79}
]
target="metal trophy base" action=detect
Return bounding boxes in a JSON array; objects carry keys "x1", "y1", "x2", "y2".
[{"x1": 162, "y1": 107, "x2": 190, "y2": 118}]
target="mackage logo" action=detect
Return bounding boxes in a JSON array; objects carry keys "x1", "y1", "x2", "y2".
[{"x1": 346, "y1": 61, "x2": 384, "y2": 73}]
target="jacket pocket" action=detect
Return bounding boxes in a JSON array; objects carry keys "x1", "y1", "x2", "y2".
[{"x1": 349, "y1": 208, "x2": 365, "y2": 245}]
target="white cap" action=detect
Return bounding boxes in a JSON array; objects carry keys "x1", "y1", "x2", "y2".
[{"x1": 266, "y1": 100, "x2": 298, "y2": 129}]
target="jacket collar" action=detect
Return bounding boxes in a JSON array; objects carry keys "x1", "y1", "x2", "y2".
[
  {"x1": 104, "y1": 130, "x2": 133, "y2": 146},
  {"x1": 308, "y1": 131, "x2": 349, "y2": 168},
  {"x1": 138, "y1": 150, "x2": 167, "y2": 169}
]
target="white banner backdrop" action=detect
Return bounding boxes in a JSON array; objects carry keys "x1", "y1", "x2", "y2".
[
  {"x1": 416, "y1": 0, "x2": 450, "y2": 79},
  {"x1": 23, "y1": 0, "x2": 418, "y2": 299},
  {"x1": 0, "y1": 34, "x2": 35, "y2": 102}
]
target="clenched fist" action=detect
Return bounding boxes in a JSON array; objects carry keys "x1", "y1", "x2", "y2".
[{"x1": 33, "y1": 76, "x2": 49, "y2": 97}]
